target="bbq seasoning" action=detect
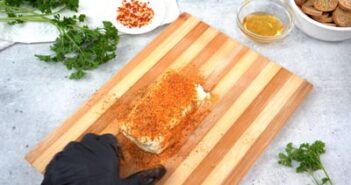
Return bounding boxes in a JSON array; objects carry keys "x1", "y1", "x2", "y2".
[
  {"x1": 117, "y1": 0, "x2": 155, "y2": 28},
  {"x1": 114, "y1": 69, "x2": 213, "y2": 176},
  {"x1": 126, "y1": 71, "x2": 199, "y2": 141}
]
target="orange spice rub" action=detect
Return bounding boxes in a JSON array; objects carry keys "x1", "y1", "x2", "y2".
[
  {"x1": 119, "y1": 71, "x2": 210, "y2": 154},
  {"x1": 125, "y1": 71, "x2": 197, "y2": 137}
]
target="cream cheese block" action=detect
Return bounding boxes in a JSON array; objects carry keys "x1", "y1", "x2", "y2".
[{"x1": 120, "y1": 73, "x2": 210, "y2": 154}]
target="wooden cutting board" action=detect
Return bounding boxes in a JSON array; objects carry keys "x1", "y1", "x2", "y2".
[{"x1": 25, "y1": 13, "x2": 312, "y2": 185}]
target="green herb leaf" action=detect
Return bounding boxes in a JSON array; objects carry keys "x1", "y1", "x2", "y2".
[
  {"x1": 78, "y1": 14, "x2": 85, "y2": 22},
  {"x1": 322, "y1": 177, "x2": 331, "y2": 185},
  {"x1": 35, "y1": 55, "x2": 52, "y2": 62},
  {"x1": 278, "y1": 153, "x2": 292, "y2": 167},
  {"x1": 69, "y1": 70, "x2": 85, "y2": 79},
  {"x1": 3, "y1": 0, "x2": 79, "y2": 13}
]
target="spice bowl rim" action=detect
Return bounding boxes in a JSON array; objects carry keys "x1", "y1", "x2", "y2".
[{"x1": 236, "y1": 0, "x2": 295, "y2": 42}]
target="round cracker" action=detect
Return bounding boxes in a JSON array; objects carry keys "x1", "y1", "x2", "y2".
[
  {"x1": 312, "y1": 12, "x2": 334, "y2": 22},
  {"x1": 302, "y1": 2, "x2": 323, "y2": 16},
  {"x1": 313, "y1": 12, "x2": 330, "y2": 18},
  {"x1": 339, "y1": 0, "x2": 351, "y2": 11},
  {"x1": 305, "y1": 0, "x2": 318, "y2": 6},
  {"x1": 313, "y1": 15, "x2": 334, "y2": 22},
  {"x1": 296, "y1": 0, "x2": 307, "y2": 6},
  {"x1": 332, "y1": 7, "x2": 351, "y2": 27},
  {"x1": 313, "y1": 0, "x2": 338, "y2": 12}
]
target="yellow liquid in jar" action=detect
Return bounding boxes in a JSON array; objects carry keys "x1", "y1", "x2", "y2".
[{"x1": 243, "y1": 12, "x2": 284, "y2": 37}]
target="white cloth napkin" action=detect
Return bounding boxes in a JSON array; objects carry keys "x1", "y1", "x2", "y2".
[{"x1": 0, "y1": 0, "x2": 180, "y2": 50}]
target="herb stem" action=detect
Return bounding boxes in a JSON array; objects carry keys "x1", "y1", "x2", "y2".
[
  {"x1": 0, "y1": 17, "x2": 47, "y2": 23},
  {"x1": 50, "y1": 21, "x2": 84, "y2": 54},
  {"x1": 308, "y1": 170, "x2": 321, "y2": 185},
  {"x1": 0, "y1": 14, "x2": 48, "y2": 20},
  {"x1": 64, "y1": 33, "x2": 84, "y2": 53},
  {"x1": 319, "y1": 159, "x2": 334, "y2": 185}
]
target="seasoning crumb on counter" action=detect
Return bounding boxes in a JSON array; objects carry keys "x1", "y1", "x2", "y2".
[{"x1": 117, "y1": 0, "x2": 155, "y2": 28}]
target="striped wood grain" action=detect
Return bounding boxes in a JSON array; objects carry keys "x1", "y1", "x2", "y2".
[{"x1": 25, "y1": 13, "x2": 312, "y2": 185}]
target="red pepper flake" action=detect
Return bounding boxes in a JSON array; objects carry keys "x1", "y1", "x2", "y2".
[{"x1": 117, "y1": 0, "x2": 155, "y2": 28}]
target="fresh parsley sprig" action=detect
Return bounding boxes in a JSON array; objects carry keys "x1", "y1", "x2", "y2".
[
  {"x1": 3, "y1": 0, "x2": 79, "y2": 13},
  {"x1": 0, "y1": 0, "x2": 120, "y2": 79},
  {"x1": 36, "y1": 15, "x2": 119, "y2": 79},
  {"x1": 278, "y1": 140, "x2": 333, "y2": 185}
]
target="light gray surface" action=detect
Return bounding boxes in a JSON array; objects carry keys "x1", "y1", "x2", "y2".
[
  {"x1": 0, "y1": 40, "x2": 14, "y2": 51},
  {"x1": 0, "y1": 0, "x2": 350, "y2": 185}
]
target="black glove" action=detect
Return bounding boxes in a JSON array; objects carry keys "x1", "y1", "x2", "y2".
[{"x1": 41, "y1": 133, "x2": 166, "y2": 185}]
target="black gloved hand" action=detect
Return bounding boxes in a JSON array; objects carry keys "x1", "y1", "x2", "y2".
[{"x1": 41, "y1": 133, "x2": 166, "y2": 185}]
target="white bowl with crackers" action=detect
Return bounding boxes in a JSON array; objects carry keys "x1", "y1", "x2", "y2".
[{"x1": 288, "y1": 0, "x2": 351, "y2": 41}]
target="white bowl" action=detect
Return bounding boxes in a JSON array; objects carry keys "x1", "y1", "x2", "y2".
[{"x1": 288, "y1": 0, "x2": 351, "y2": 41}]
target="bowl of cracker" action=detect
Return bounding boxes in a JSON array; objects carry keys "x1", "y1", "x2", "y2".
[{"x1": 288, "y1": 0, "x2": 351, "y2": 41}]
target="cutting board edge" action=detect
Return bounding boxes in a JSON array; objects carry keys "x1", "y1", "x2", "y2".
[{"x1": 24, "y1": 13, "x2": 315, "y2": 178}]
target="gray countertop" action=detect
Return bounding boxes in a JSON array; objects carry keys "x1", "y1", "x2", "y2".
[{"x1": 0, "y1": 0, "x2": 350, "y2": 184}]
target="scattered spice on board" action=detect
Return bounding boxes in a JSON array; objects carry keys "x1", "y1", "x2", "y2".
[{"x1": 117, "y1": 0, "x2": 154, "y2": 28}]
